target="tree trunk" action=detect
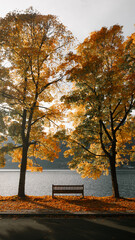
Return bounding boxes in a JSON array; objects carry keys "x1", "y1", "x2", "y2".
[
  {"x1": 110, "y1": 157, "x2": 120, "y2": 198},
  {"x1": 18, "y1": 144, "x2": 28, "y2": 197}
]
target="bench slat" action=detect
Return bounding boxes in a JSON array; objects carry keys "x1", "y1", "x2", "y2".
[
  {"x1": 52, "y1": 184, "x2": 84, "y2": 198},
  {"x1": 53, "y1": 190, "x2": 83, "y2": 193},
  {"x1": 53, "y1": 186, "x2": 83, "y2": 190}
]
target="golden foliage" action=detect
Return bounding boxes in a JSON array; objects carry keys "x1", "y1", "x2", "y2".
[
  {"x1": 62, "y1": 25, "x2": 135, "y2": 185},
  {"x1": 0, "y1": 8, "x2": 74, "y2": 174}
]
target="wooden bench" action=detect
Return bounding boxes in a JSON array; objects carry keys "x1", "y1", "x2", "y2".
[{"x1": 52, "y1": 184, "x2": 84, "y2": 198}]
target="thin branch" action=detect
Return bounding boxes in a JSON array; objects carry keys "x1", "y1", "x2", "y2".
[
  {"x1": 38, "y1": 43, "x2": 68, "y2": 68},
  {"x1": 112, "y1": 100, "x2": 122, "y2": 115},
  {"x1": 31, "y1": 114, "x2": 47, "y2": 126},
  {"x1": 46, "y1": 117, "x2": 59, "y2": 128},
  {"x1": 29, "y1": 57, "x2": 36, "y2": 85},
  {"x1": 0, "y1": 92, "x2": 23, "y2": 105},
  {"x1": 99, "y1": 120, "x2": 111, "y2": 158},
  {"x1": 100, "y1": 119, "x2": 113, "y2": 142},
  {"x1": 113, "y1": 109, "x2": 123, "y2": 121},
  {"x1": 39, "y1": 75, "x2": 63, "y2": 95},
  {"x1": 83, "y1": 82, "x2": 97, "y2": 95},
  {"x1": 21, "y1": 109, "x2": 27, "y2": 142},
  {"x1": 34, "y1": 105, "x2": 51, "y2": 110},
  {"x1": 30, "y1": 140, "x2": 56, "y2": 152},
  {"x1": 39, "y1": 34, "x2": 47, "y2": 50},
  {"x1": 0, "y1": 106, "x2": 23, "y2": 118},
  {"x1": 114, "y1": 96, "x2": 134, "y2": 133},
  {"x1": 0, "y1": 144, "x2": 23, "y2": 153},
  {"x1": 69, "y1": 137, "x2": 107, "y2": 157}
]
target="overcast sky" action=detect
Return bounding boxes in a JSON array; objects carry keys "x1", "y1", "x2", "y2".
[{"x1": 0, "y1": 0, "x2": 135, "y2": 41}]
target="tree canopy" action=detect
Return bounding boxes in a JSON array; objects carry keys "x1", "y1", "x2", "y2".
[
  {"x1": 60, "y1": 25, "x2": 135, "y2": 198},
  {"x1": 0, "y1": 7, "x2": 74, "y2": 196}
]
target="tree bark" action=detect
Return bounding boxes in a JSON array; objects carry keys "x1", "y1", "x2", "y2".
[
  {"x1": 18, "y1": 105, "x2": 35, "y2": 197},
  {"x1": 110, "y1": 157, "x2": 120, "y2": 198},
  {"x1": 99, "y1": 119, "x2": 120, "y2": 198},
  {"x1": 18, "y1": 144, "x2": 28, "y2": 197}
]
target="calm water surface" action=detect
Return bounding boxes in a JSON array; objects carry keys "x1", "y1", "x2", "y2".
[{"x1": 0, "y1": 169, "x2": 134, "y2": 197}]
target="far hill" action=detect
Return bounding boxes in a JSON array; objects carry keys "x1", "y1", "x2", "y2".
[
  {"x1": 4, "y1": 143, "x2": 71, "y2": 170},
  {"x1": 2, "y1": 139, "x2": 135, "y2": 170}
]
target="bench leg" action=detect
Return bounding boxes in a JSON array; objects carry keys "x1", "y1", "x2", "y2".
[
  {"x1": 82, "y1": 191, "x2": 84, "y2": 198},
  {"x1": 52, "y1": 189, "x2": 54, "y2": 198}
]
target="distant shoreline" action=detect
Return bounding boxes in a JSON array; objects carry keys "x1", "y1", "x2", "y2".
[{"x1": 0, "y1": 169, "x2": 72, "y2": 172}]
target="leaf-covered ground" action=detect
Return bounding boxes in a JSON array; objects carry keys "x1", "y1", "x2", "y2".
[{"x1": 0, "y1": 196, "x2": 135, "y2": 213}]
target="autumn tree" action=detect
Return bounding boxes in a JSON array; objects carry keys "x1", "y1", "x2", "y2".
[
  {"x1": 0, "y1": 7, "x2": 74, "y2": 197},
  {"x1": 61, "y1": 25, "x2": 135, "y2": 198}
]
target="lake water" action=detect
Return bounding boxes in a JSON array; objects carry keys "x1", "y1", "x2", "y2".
[{"x1": 0, "y1": 169, "x2": 135, "y2": 197}]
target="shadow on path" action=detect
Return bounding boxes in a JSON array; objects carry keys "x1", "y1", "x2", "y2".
[{"x1": 0, "y1": 217, "x2": 134, "y2": 240}]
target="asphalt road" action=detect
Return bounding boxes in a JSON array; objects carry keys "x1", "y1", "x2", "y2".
[{"x1": 0, "y1": 216, "x2": 134, "y2": 240}]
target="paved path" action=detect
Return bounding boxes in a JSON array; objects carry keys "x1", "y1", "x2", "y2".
[
  {"x1": 0, "y1": 209, "x2": 134, "y2": 217},
  {"x1": 0, "y1": 216, "x2": 134, "y2": 240}
]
